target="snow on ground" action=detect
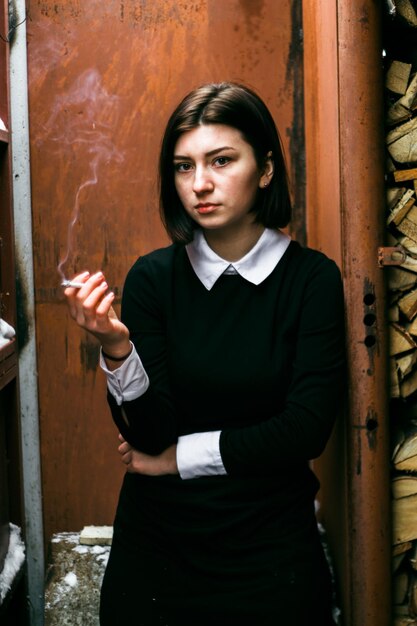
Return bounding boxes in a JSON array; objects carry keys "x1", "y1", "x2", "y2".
[{"x1": 0, "y1": 523, "x2": 25, "y2": 604}]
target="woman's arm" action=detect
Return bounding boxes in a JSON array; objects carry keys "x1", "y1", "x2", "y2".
[
  {"x1": 106, "y1": 255, "x2": 179, "y2": 454},
  {"x1": 219, "y1": 258, "x2": 346, "y2": 475},
  {"x1": 63, "y1": 265, "x2": 178, "y2": 455}
]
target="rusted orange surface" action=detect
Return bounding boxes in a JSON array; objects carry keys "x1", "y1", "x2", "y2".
[
  {"x1": 302, "y1": 0, "x2": 347, "y2": 617},
  {"x1": 304, "y1": 1, "x2": 391, "y2": 624},
  {"x1": 338, "y1": 3, "x2": 391, "y2": 624},
  {"x1": 26, "y1": 0, "x2": 301, "y2": 543}
]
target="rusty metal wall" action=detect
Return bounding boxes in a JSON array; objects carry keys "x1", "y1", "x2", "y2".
[{"x1": 26, "y1": 0, "x2": 303, "y2": 543}]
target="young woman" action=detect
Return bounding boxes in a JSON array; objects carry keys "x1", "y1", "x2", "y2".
[{"x1": 64, "y1": 82, "x2": 346, "y2": 626}]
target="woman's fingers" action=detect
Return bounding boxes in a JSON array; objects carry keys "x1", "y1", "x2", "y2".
[
  {"x1": 64, "y1": 271, "x2": 101, "y2": 316},
  {"x1": 94, "y1": 292, "x2": 116, "y2": 321},
  {"x1": 80, "y1": 280, "x2": 109, "y2": 323},
  {"x1": 115, "y1": 439, "x2": 178, "y2": 476},
  {"x1": 118, "y1": 440, "x2": 133, "y2": 466},
  {"x1": 118, "y1": 440, "x2": 132, "y2": 455},
  {"x1": 117, "y1": 436, "x2": 135, "y2": 468},
  {"x1": 64, "y1": 271, "x2": 90, "y2": 318},
  {"x1": 75, "y1": 273, "x2": 105, "y2": 306},
  {"x1": 64, "y1": 271, "x2": 118, "y2": 334}
]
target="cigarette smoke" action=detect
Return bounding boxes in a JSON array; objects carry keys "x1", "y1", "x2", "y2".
[
  {"x1": 35, "y1": 68, "x2": 124, "y2": 282},
  {"x1": 56, "y1": 153, "x2": 100, "y2": 281}
]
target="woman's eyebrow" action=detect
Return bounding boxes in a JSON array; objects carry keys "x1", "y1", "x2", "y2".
[{"x1": 173, "y1": 146, "x2": 237, "y2": 160}]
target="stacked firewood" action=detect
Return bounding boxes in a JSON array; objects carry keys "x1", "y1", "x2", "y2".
[
  {"x1": 387, "y1": 64, "x2": 417, "y2": 398},
  {"x1": 383, "y1": 7, "x2": 417, "y2": 621}
]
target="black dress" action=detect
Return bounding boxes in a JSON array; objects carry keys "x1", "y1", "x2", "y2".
[{"x1": 100, "y1": 239, "x2": 345, "y2": 626}]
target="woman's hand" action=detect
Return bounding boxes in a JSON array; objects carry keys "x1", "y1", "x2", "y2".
[
  {"x1": 118, "y1": 434, "x2": 178, "y2": 476},
  {"x1": 63, "y1": 271, "x2": 130, "y2": 356}
]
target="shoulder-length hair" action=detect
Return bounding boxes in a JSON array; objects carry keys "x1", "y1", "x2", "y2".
[{"x1": 159, "y1": 82, "x2": 292, "y2": 244}]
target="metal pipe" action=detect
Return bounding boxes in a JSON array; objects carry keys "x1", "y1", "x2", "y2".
[
  {"x1": 9, "y1": 0, "x2": 45, "y2": 623},
  {"x1": 303, "y1": 0, "x2": 391, "y2": 622},
  {"x1": 338, "y1": 2, "x2": 391, "y2": 624}
]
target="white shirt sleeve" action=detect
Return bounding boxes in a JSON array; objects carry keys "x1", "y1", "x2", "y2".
[
  {"x1": 99, "y1": 342, "x2": 149, "y2": 406},
  {"x1": 176, "y1": 431, "x2": 227, "y2": 479}
]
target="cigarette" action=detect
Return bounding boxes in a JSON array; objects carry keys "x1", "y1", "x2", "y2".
[{"x1": 61, "y1": 280, "x2": 85, "y2": 289}]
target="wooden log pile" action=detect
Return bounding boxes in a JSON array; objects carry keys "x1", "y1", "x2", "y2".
[
  {"x1": 387, "y1": 81, "x2": 417, "y2": 397},
  {"x1": 384, "y1": 4, "x2": 417, "y2": 623}
]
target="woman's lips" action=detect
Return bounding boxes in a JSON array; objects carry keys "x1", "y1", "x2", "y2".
[{"x1": 195, "y1": 203, "x2": 219, "y2": 214}]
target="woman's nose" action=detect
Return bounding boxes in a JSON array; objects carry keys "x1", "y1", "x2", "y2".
[{"x1": 193, "y1": 166, "x2": 214, "y2": 194}]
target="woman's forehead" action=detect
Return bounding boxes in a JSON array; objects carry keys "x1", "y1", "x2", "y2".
[{"x1": 174, "y1": 124, "x2": 250, "y2": 157}]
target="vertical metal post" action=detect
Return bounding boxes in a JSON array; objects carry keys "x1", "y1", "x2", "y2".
[
  {"x1": 10, "y1": 0, "x2": 45, "y2": 623},
  {"x1": 303, "y1": 0, "x2": 391, "y2": 623},
  {"x1": 302, "y1": 2, "x2": 348, "y2": 620},
  {"x1": 338, "y1": 2, "x2": 391, "y2": 624}
]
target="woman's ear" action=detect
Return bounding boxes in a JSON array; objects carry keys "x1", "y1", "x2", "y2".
[{"x1": 259, "y1": 151, "x2": 274, "y2": 189}]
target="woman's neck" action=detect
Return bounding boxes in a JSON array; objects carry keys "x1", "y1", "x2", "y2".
[{"x1": 203, "y1": 223, "x2": 265, "y2": 262}]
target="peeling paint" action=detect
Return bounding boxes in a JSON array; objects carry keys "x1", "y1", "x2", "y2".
[
  {"x1": 15, "y1": 258, "x2": 30, "y2": 351},
  {"x1": 356, "y1": 428, "x2": 362, "y2": 475},
  {"x1": 79, "y1": 339, "x2": 100, "y2": 373},
  {"x1": 238, "y1": 0, "x2": 265, "y2": 31},
  {"x1": 359, "y1": 4, "x2": 370, "y2": 27},
  {"x1": 37, "y1": 0, "x2": 82, "y2": 19},
  {"x1": 287, "y1": 0, "x2": 306, "y2": 245},
  {"x1": 365, "y1": 408, "x2": 378, "y2": 450}
]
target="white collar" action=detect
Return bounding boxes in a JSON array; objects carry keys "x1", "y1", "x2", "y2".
[{"x1": 185, "y1": 228, "x2": 291, "y2": 290}]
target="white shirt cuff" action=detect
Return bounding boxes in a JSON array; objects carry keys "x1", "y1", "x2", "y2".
[
  {"x1": 176, "y1": 431, "x2": 226, "y2": 480},
  {"x1": 99, "y1": 342, "x2": 149, "y2": 406}
]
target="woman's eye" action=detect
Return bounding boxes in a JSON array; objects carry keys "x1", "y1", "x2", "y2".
[
  {"x1": 213, "y1": 156, "x2": 230, "y2": 167},
  {"x1": 175, "y1": 162, "x2": 193, "y2": 173}
]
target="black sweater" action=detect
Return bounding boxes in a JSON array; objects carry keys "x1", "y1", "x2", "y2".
[
  {"x1": 106, "y1": 237, "x2": 346, "y2": 605},
  {"x1": 105, "y1": 238, "x2": 346, "y2": 615},
  {"x1": 108, "y1": 239, "x2": 346, "y2": 476}
]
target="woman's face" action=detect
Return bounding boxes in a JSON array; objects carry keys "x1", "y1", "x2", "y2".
[{"x1": 173, "y1": 124, "x2": 270, "y2": 236}]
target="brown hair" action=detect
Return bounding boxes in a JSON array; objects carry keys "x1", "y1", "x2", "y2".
[{"x1": 159, "y1": 82, "x2": 292, "y2": 244}]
